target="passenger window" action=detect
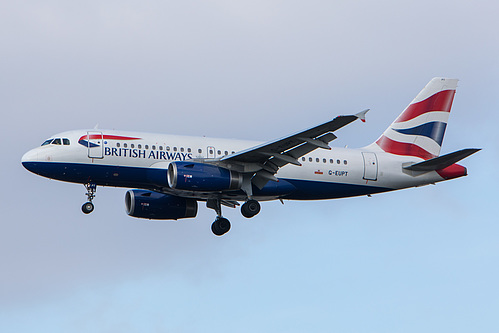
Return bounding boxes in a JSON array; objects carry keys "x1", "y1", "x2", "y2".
[
  {"x1": 159, "y1": 146, "x2": 163, "y2": 151},
  {"x1": 231, "y1": 151, "x2": 235, "y2": 154},
  {"x1": 63, "y1": 138, "x2": 70, "y2": 145},
  {"x1": 309, "y1": 157, "x2": 312, "y2": 162},
  {"x1": 117, "y1": 143, "x2": 121, "y2": 148},
  {"x1": 198, "y1": 149, "x2": 202, "y2": 154},
  {"x1": 166, "y1": 146, "x2": 170, "y2": 151},
  {"x1": 224, "y1": 151, "x2": 228, "y2": 155},
  {"x1": 138, "y1": 144, "x2": 142, "y2": 149},
  {"x1": 41, "y1": 139, "x2": 53, "y2": 146},
  {"x1": 52, "y1": 138, "x2": 62, "y2": 145},
  {"x1": 217, "y1": 150, "x2": 221, "y2": 155},
  {"x1": 124, "y1": 143, "x2": 127, "y2": 148},
  {"x1": 180, "y1": 147, "x2": 184, "y2": 152},
  {"x1": 316, "y1": 158, "x2": 319, "y2": 163},
  {"x1": 145, "y1": 145, "x2": 149, "y2": 149},
  {"x1": 344, "y1": 160, "x2": 348, "y2": 165},
  {"x1": 152, "y1": 145, "x2": 156, "y2": 150},
  {"x1": 323, "y1": 158, "x2": 326, "y2": 163},
  {"x1": 131, "y1": 144, "x2": 135, "y2": 149},
  {"x1": 173, "y1": 147, "x2": 177, "y2": 152},
  {"x1": 302, "y1": 157, "x2": 305, "y2": 161},
  {"x1": 188, "y1": 148, "x2": 192, "y2": 153},
  {"x1": 330, "y1": 159, "x2": 334, "y2": 164}
]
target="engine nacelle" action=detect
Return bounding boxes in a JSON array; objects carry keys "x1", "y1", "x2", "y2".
[
  {"x1": 125, "y1": 190, "x2": 197, "y2": 220},
  {"x1": 167, "y1": 161, "x2": 242, "y2": 191}
]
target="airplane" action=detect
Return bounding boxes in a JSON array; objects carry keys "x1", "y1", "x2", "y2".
[{"x1": 22, "y1": 77, "x2": 480, "y2": 236}]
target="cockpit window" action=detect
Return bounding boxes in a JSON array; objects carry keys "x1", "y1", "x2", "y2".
[
  {"x1": 63, "y1": 138, "x2": 70, "y2": 145},
  {"x1": 52, "y1": 138, "x2": 62, "y2": 145},
  {"x1": 41, "y1": 139, "x2": 53, "y2": 146}
]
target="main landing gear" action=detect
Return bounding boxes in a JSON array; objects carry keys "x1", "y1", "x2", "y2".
[
  {"x1": 211, "y1": 217, "x2": 231, "y2": 236},
  {"x1": 207, "y1": 198, "x2": 231, "y2": 236},
  {"x1": 82, "y1": 183, "x2": 97, "y2": 214},
  {"x1": 207, "y1": 198, "x2": 261, "y2": 236},
  {"x1": 241, "y1": 199, "x2": 260, "y2": 218}
]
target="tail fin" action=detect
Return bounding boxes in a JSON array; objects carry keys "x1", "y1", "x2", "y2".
[{"x1": 374, "y1": 77, "x2": 458, "y2": 160}]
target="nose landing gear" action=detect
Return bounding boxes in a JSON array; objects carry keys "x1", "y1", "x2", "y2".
[{"x1": 82, "y1": 183, "x2": 97, "y2": 214}]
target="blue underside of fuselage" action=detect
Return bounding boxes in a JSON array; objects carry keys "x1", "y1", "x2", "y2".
[{"x1": 22, "y1": 161, "x2": 392, "y2": 200}]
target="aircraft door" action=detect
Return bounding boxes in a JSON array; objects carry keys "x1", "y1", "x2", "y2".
[
  {"x1": 362, "y1": 152, "x2": 378, "y2": 181},
  {"x1": 87, "y1": 131, "x2": 104, "y2": 159},
  {"x1": 207, "y1": 146, "x2": 216, "y2": 159}
]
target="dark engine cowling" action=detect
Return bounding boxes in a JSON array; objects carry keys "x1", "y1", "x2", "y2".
[
  {"x1": 125, "y1": 190, "x2": 197, "y2": 220},
  {"x1": 168, "y1": 161, "x2": 242, "y2": 191}
]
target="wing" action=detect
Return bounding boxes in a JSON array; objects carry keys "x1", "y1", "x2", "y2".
[{"x1": 219, "y1": 109, "x2": 369, "y2": 190}]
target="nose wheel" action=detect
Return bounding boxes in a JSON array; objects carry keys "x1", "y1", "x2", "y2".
[
  {"x1": 82, "y1": 183, "x2": 97, "y2": 214},
  {"x1": 82, "y1": 201, "x2": 94, "y2": 214}
]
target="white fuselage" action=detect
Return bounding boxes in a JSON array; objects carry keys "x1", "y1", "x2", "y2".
[{"x1": 22, "y1": 129, "x2": 448, "y2": 202}]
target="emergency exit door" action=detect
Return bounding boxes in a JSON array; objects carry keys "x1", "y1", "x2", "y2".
[{"x1": 207, "y1": 146, "x2": 216, "y2": 159}]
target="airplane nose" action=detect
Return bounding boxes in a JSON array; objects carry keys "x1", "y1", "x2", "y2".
[
  {"x1": 22, "y1": 149, "x2": 38, "y2": 163},
  {"x1": 21, "y1": 149, "x2": 40, "y2": 173}
]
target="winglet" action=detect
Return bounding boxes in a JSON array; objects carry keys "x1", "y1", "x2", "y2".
[{"x1": 355, "y1": 109, "x2": 369, "y2": 123}]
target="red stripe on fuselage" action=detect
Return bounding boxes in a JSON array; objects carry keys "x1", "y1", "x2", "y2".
[
  {"x1": 376, "y1": 135, "x2": 436, "y2": 160},
  {"x1": 395, "y1": 89, "x2": 455, "y2": 123},
  {"x1": 79, "y1": 135, "x2": 141, "y2": 141}
]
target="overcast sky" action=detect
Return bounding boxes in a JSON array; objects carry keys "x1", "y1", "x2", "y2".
[{"x1": 1, "y1": 1, "x2": 498, "y2": 332}]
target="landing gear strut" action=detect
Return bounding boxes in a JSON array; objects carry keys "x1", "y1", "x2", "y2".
[
  {"x1": 241, "y1": 199, "x2": 260, "y2": 218},
  {"x1": 207, "y1": 198, "x2": 231, "y2": 236},
  {"x1": 82, "y1": 183, "x2": 97, "y2": 214},
  {"x1": 206, "y1": 197, "x2": 261, "y2": 236}
]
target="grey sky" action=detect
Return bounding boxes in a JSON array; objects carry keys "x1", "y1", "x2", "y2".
[{"x1": 1, "y1": 1, "x2": 498, "y2": 332}]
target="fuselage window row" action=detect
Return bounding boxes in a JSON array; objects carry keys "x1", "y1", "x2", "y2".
[
  {"x1": 302, "y1": 156, "x2": 348, "y2": 165},
  {"x1": 109, "y1": 142, "x2": 261, "y2": 160},
  {"x1": 113, "y1": 142, "x2": 196, "y2": 155}
]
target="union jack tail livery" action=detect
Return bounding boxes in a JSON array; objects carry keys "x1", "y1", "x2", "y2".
[{"x1": 374, "y1": 77, "x2": 458, "y2": 160}]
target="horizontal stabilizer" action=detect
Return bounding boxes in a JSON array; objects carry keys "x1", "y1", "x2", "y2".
[{"x1": 403, "y1": 148, "x2": 481, "y2": 171}]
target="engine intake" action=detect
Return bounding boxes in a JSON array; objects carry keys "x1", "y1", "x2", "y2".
[
  {"x1": 168, "y1": 162, "x2": 242, "y2": 191},
  {"x1": 125, "y1": 190, "x2": 197, "y2": 220}
]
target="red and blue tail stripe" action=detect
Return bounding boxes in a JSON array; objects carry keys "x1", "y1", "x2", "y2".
[
  {"x1": 376, "y1": 136, "x2": 436, "y2": 160},
  {"x1": 392, "y1": 121, "x2": 447, "y2": 146},
  {"x1": 394, "y1": 89, "x2": 455, "y2": 123},
  {"x1": 375, "y1": 78, "x2": 458, "y2": 160}
]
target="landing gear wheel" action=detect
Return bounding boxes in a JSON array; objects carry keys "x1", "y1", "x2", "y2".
[
  {"x1": 211, "y1": 217, "x2": 231, "y2": 236},
  {"x1": 241, "y1": 199, "x2": 260, "y2": 218},
  {"x1": 82, "y1": 183, "x2": 97, "y2": 215},
  {"x1": 82, "y1": 202, "x2": 94, "y2": 214}
]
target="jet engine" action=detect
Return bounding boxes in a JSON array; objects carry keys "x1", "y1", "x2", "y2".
[
  {"x1": 167, "y1": 161, "x2": 243, "y2": 191},
  {"x1": 125, "y1": 190, "x2": 197, "y2": 220}
]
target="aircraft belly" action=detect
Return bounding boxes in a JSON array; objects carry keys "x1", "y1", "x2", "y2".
[
  {"x1": 25, "y1": 155, "x2": 447, "y2": 202},
  {"x1": 281, "y1": 178, "x2": 392, "y2": 200}
]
